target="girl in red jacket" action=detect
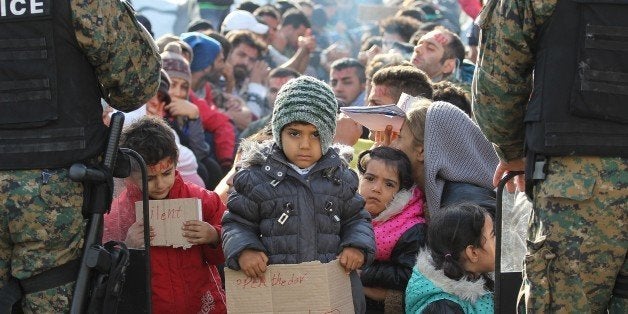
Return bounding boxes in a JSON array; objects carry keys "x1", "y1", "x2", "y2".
[{"x1": 103, "y1": 116, "x2": 227, "y2": 314}]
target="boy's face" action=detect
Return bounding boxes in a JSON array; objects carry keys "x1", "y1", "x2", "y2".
[
  {"x1": 280, "y1": 122, "x2": 322, "y2": 169},
  {"x1": 146, "y1": 157, "x2": 176, "y2": 200}
]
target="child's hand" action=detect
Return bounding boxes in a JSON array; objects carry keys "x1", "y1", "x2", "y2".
[
  {"x1": 338, "y1": 247, "x2": 365, "y2": 274},
  {"x1": 238, "y1": 249, "x2": 269, "y2": 278},
  {"x1": 125, "y1": 221, "x2": 154, "y2": 249},
  {"x1": 182, "y1": 220, "x2": 218, "y2": 245},
  {"x1": 165, "y1": 99, "x2": 199, "y2": 119}
]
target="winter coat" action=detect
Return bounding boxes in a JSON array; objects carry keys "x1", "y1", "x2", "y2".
[
  {"x1": 406, "y1": 251, "x2": 494, "y2": 314},
  {"x1": 441, "y1": 181, "x2": 496, "y2": 217},
  {"x1": 190, "y1": 85, "x2": 236, "y2": 166},
  {"x1": 360, "y1": 187, "x2": 428, "y2": 312},
  {"x1": 104, "y1": 172, "x2": 227, "y2": 314},
  {"x1": 371, "y1": 187, "x2": 425, "y2": 261},
  {"x1": 222, "y1": 141, "x2": 375, "y2": 268},
  {"x1": 222, "y1": 141, "x2": 375, "y2": 313}
]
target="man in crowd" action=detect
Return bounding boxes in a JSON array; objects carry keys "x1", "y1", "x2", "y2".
[
  {"x1": 225, "y1": 30, "x2": 269, "y2": 129},
  {"x1": 239, "y1": 67, "x2": 301, "y2": 139},
  {"x1": 368, "y1": 65, "x2": 433, "y2": 107},
  {"x1": 410, "y1": 27, "x2": 472, "y2": 86},
  {"x1": 330, "y1": 58, "x2": 367, "y2": 107},
  {"x1": 474, "y1": 0, "x2": 627, "y2": 312},
  {"x1": 272, "y1": 8, "x2": 311, "y2": 58},
  {"x1": 0, "y1": 0, "x2": 160, "y2": 312}
]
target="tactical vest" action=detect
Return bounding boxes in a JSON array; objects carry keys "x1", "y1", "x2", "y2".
[
  {"x1": 526, "y1": 0, "x2": 628, "y2": 157},
  {"x1": 0, "y1": 0, "x2": 106, "y2": 169}
]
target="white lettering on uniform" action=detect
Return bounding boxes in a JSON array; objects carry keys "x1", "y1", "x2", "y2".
[
  {"x1": 0, "y1": 0, "x2": 6, "y2": 17},
  {"x1": 10, "y1": 0, "x2": 26, "y2": 15},
  {"x1": 30, "y1": 0, "x2": 42, "y2": 13}
]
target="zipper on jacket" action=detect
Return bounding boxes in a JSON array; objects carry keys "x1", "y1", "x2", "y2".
[
  {"x1": 277, "y1": 202, "x2": 293, "y2": 225},
  {"x1": 325, "y1": 201, "x2": 340, "y2": 222}
]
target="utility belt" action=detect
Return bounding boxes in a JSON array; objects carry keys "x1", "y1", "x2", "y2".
[{"x1": 524, "y1": 151, "x2": 548, "y2": 200}]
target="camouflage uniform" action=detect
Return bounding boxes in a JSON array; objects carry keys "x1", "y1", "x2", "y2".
[
  {"x1": 0, "y1": 0, "x2": 160, "y2": 312},
  {"x1": 473, "y1": 1, "x2": 627, "y2": 313}
]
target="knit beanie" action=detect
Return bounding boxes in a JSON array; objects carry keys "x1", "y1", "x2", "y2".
[
  {"x1": 160, "y1": 43, "x2": 191, "y2": 84},
  {"x1": 272, "y1": 76, "x2": 338, "y2": 154},
  {"x1": 180, "y1": 32, "x2": 222, "y2": 73}
]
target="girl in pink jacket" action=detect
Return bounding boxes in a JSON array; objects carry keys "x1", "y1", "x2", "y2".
[{"x1": 357, "y1": 146, "x2": 427, "y2": 313}]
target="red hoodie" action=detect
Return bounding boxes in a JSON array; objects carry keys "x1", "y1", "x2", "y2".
[
  {"x1": 189, "y1": 83, "x2": 236, "y2": 167},
  {"x1": 104, "y1": 172, "x2": 227, "y2": 313}
]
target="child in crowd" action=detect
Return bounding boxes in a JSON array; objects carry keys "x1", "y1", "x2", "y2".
[
  {"x1": 405, "y1": 203, "x2": 495, "y2": 313},
  {"x1": 162, "y1": 43, "x2": 235, "y2": 189},
  {"x1": 221, "y1": 76, "x2": 376, "y2": 313},
  {"x1": 357, "y1": 147, "x2": 427, "y2": 313},
  {"x1": 103, "y1": 117, "x2": 227, "y2": 313}
]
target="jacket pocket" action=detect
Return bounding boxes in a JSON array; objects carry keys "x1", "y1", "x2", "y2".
[
  {"x1": 569, "y1": 0, "x2": 628, "y2": 123},
  {"x1": 535, "y1": 159, "x2": 595, "y2": 202}
]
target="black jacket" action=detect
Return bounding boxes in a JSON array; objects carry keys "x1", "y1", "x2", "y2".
[
  {"x1": 441, "y1": 181, "x2": 496, "y2": 217},
  {"x1": 222, "y1": 141, "x2": 376, "y2": 269}
]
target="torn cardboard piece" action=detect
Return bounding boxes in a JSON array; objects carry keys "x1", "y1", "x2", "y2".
[
  {"x1": 225, "y1": 260, "x2": 354, "y2": 313},
  {"x1": 135, "y1": 198, "x2": 201, "y2": 249}
]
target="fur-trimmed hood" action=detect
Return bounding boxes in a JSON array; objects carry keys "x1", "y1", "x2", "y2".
[{"x1": 415, "y1": 250, "x2": 492, "y2": 303}]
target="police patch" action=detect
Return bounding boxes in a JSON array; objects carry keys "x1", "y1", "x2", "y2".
[{"x1": 0, "y1": 0, "x2": 50, "y2": 21}]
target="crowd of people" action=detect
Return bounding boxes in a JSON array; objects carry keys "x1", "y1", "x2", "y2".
[
  {"x1": 2, "y1": 0, "x2": 625, "y2": 313},
  {"x1": 107, "y1": 0, "x2": 626, "y2": 313},
  {"x1": 100, "y1": 1, "x2": 502, "y2": 312}
]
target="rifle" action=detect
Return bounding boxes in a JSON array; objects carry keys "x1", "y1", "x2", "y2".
[{"x1": 69, "y1": 112, "x2": 152, "y2": 313}]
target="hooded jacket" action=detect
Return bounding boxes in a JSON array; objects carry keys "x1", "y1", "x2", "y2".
[
  {"x1": 222, "y1": 140, "x2": 375, "y2": 268},
  {"x1": 423, "y1": 102, "x2": 498, "y2": 213},
  {"x1": 406, "y1": 250, "x2": 494, "y2": 314},
  {"x1": 222, "y1": 141, "x2": 375, "y2": 312},
  {"x1": 104, "y1": 172, "x2": 227, "y2": 314},
  {"x1": 360, "y1": 187, "x2": 428, "y2": 312},
  {"x1": 189, "y1": 86, "x2": 236, "y2": 166}
]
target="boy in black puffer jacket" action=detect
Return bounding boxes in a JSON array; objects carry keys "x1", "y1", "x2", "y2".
[{"x1": 222, "y1": 76, "x2": 376, "y2": 313}]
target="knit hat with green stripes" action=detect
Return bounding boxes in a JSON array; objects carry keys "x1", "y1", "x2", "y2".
[{"x1": 272, "y1": 76, "x2": 338, "y2": 154}]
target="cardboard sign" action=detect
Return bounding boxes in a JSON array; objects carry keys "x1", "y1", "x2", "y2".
[
  {"x1": 225, "y1": 260, "x2": 354, "y2": 313},
  {"x1": 135, "y1": 198, "x2": 201, "y2": 249}
]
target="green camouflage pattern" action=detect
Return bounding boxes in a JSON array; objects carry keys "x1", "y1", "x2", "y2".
[
  {"x1": 609, "y1": 257, "x2": 628, "y2": 312},
  {"x1": 471, "y1": 0, "x2": 557, "y2": 161},
  {"x1": 520, "y1": 156, "x2": 627, "y2": 313},
  {"x1": 72, "y1": 0, "x2": 161, "y2": 111},
  {"x1": 0, "y1": 169, "x2": 85, "y2": 313}
]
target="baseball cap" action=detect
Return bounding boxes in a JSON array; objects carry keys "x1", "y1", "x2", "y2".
[{"x1": 221, "y1": 10, "x2": 269, "y2": 35}]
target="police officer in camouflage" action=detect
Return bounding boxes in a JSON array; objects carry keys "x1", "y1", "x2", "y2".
[
  {"x1": 473, "y1": 0, "x2": 627, "y2": 313},
  {"x1": 0, "y1": 0, "x2": 160, "y2": 312}
]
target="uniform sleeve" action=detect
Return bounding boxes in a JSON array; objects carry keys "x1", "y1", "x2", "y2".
[
  {"x1": 471, "y1": 0, "x2": 556, "y2": 161},
  {"x1": 221, "y1": 169, "x2": 267, "y2": 270},
  {"x1": 71, "y1": 0, "x2": 161, "y2": 111}
]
